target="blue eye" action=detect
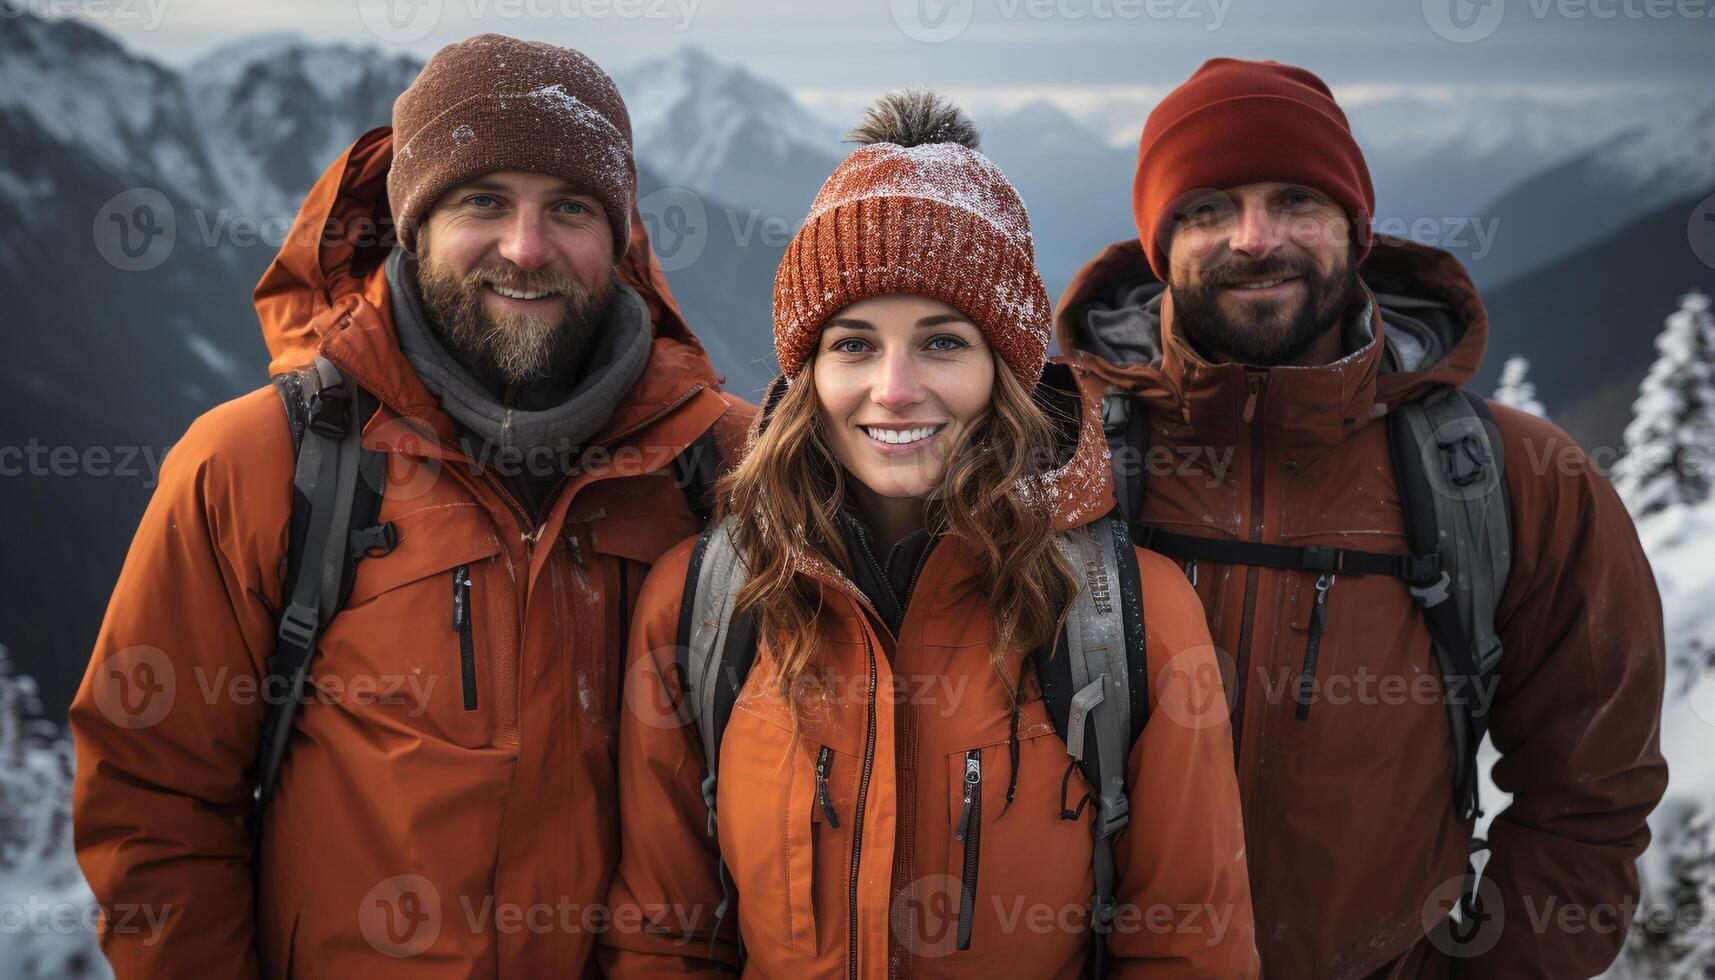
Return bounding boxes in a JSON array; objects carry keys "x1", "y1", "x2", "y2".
[
  {"x1": 557, "y1": 201, "x2": 587, "y2": 216},
  {"x1": 831, "y1": 337, "x2": 870, "y2": 354},
  {"x1": 467, "y1": 194, "x2": 499, "y2": 208},
  {"x1": 926, "y1": 335, "x2": 968, "y2": 352}
]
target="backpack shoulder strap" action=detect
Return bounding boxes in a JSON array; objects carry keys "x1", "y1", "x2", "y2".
[
  {"x1": 674, "y1": 515, "x2": 756, "y2": 960},
  {"x1": 1035, "y1": 514, "x2": 1147, "y2": 979},
  {"x1": 1101, "y1": 388, "x2": 1149, "y2": 532},
  {"x1": 254, "y1": 357, "x2": 389, "y2": 831},
  {"x1": 1385, "y1": 386, "x2": 1513, "y2": 821},
  {"x1": 672, "y1": 426, "x2": 723, "y2": 526}
]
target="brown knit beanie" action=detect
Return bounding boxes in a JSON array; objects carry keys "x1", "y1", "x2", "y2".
[
  {"x1": 387, "y1": 33, "x2": 635, "y2": 259},
  {"x1": 773, "y1": 90, "x2": 1051, "y2": 387}
]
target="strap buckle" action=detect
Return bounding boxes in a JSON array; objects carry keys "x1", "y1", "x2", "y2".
[
  {"x1": 701, "y1": 773, "x2": 720, "y2": 837},
  {"x1": 307, "y1": 384, "x2": 351, "y2": 439},
  {"x1": 1301, "y1": 544, "x2": 1339, "y2": 573},
  {"x1": 277, "y1": 601, "x2": 319, "y2": 650},
  {"x1": 1410, "y1": 570, "x2": 1454, "y2": 608}
]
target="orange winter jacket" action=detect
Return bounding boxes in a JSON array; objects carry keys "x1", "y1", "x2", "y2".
[
  {"x1": 599, "y1": 365, "x2": 1260, "y2": 979},
  {"x1": 1056, "y1": 236, "x2": 1667, "y2": 979},
  {"x1": 69, "y1": 128, "x2": 754, "y2": 979}
]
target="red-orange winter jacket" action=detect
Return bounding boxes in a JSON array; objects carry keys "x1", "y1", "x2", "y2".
[
  {"x1": 69, "y1": 128, "x2": 754, "y2": 979},
  {"x1": 599, "y1": 365, "x2": 1261, "y2": 979},
  {"x1": 1056, "y1": 236, "x2": 1667, "y2": 979}
]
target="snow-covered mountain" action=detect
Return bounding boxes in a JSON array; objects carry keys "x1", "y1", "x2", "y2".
[
  {"x1": 185, "y1": 33, "x2": 420, "y2": 218},
  {"x1": 1463, "y1": 101, "x2": 1715, "y2": 288},
  {"x1": 614, "y1": 46, "x2": 843, "y2": 224}
]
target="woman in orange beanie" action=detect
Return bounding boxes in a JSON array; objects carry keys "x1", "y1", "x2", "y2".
[{"x1": 600, "y1": 90, "x2": 1258, "y2": 979}]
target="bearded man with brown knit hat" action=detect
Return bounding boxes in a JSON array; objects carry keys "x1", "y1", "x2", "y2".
[
  {"x1": 71, "y1": 34, "x2": 752, "y2": 978},
  {"x1": 1057, "y1": 58, "x2": 1666, "y2": 979}
]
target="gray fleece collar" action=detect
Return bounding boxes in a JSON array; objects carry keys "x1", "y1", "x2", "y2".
[{"x1": 386, "y1": 246, "x2": 653, "y2": 461}]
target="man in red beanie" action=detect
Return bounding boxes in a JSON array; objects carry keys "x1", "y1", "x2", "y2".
[
  {"x1": 1058, "y1": 58, "x2": 1665, "y2": 979},
  {"x1": 72, "y1": 33, "x2": 752, "y2": 978}
]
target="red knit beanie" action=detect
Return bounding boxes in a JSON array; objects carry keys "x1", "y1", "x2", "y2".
[
  {"x1": 388, "y1": 34, "x2": 635, "y2": 259},
  {"x1": 1132, "y1": 58, "x2": 1375, "y2": 279},
  {"x1": 773, "y1": 90, "x2": 1051, "y2": 387}
]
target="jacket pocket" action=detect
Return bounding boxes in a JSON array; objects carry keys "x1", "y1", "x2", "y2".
[
  {"x1": 715, "y1": 710, "x2": 823, "y2": 956},
  {"x1": 324, "y1": 504, "x2": 502, "y2": 749}
]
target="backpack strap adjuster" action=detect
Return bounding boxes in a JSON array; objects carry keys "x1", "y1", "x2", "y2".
[
  {"x1": 277, "y1": 601, "x2": 319, "y2": 650},
  {"x1": 307, "y1": 384, "x2": 351, "y2": 438},
  {"x1": 1410, "y1": 570, "x2": 1454, "y2": 608}
]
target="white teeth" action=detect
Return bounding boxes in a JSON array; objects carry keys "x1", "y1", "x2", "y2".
[
  {"x1": 490, "y1": 284, "x2": 552, "y2": 300},
  {"x1": 1235, "y1": 278, "x2": 1286, "y2": 290},
  {"x1": 863, "y1": 425, "x2": 941, "y2": 445}
]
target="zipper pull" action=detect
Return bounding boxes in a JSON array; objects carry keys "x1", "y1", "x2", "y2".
[
  {"x1": 956, "y1": 750, "x2": 981, "y2": 841},
  {"x1": 816, "y1": 745, "x2": 840, "y2": 829},
  {"x1": 1295, "y1": 574, "x2": 1334, "y2": 720},
  {"x1": 522, "y1": 523, "x2": 547, "y2": 561},
  {"x1": 452, "y1": 564, "x2": 468, "y2": 630}
]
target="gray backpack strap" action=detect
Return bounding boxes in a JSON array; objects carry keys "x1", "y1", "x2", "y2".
[
  {"x1": 255, "y1": 357, "x2": 371, "y2": 829},
  {"x1": 683, "y1": 516, "x2": 748, "y2": 821},
  {"x1": 1052, "y1": 516, "x2": 1136, "y2": 973},
  {"x1": 1387, "y1": 387, "x2": 1513, "y2": 927},
  {"x1": 1389, "y1": 388, "x2": 1512, "y2": 818},
  {"x1": 674, "y1": 515, "x2": 753, "y2": 962}
]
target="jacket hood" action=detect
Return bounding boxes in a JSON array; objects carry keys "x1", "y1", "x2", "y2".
[
  {"x1": 748, "y1": 358, "x2": 1115, "y2": 537},
  {"x1": 252, "y1": 127, "x2": 723, "y2": 448},
  {"x1": 1053, "y1": 236, "x2": 1490, "y2": 446}
]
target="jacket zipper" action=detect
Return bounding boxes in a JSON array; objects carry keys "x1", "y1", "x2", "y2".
[
  {"x1": 1294, "y1": 574, "x2": 1334, "y2": 721},
  {"x1": 954, "y1": 748, "x2": 983, "y2": 952},
  {"x1": 848, "y1": 636, "x2": 878, "y2": 980},
  {"x1": 1231, "y1": 373, "x2": 1267, "y2": 756},
  {"x1": 817, "y1": 745, "x2": 841, "y2": 828},
  {"x1": 452, "y1": 564, "x2": 477, "y2": 710}
]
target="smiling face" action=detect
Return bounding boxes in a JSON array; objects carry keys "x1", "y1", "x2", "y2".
[
  {"x1": 812, "y1": 294, "x2": 997, "y2": 502},
  {"x1": 1165, "y1": 181, "x2": 1361, "y2": 367},
  {"x1": 416, "y1": 170, "x2": 616, "y2": 384}
]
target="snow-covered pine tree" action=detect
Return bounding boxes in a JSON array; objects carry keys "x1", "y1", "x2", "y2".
[
  {"x1": 1493, "y1": 355, "x2": 1547, "y2": 417},
  {"x1": 1615, "y1": 290, "x2": 1715, "y2": 519}
]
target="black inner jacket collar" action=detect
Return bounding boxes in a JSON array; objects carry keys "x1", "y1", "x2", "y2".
[{"x1": 837, "y1": 505, "x2": 935, "y2": 637}]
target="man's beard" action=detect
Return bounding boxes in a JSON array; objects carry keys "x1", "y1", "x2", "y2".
[
  {"x1": 1170, "y1": 252, "x2": 1360, "y2": 367},
  {"x1": 417, "y1": 254, "x2": 614, "y2": 386}
]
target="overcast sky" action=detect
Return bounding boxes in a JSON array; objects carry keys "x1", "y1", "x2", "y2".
[{"x1": 60, "y1": 0, "x2": 1715, "y2": 115}]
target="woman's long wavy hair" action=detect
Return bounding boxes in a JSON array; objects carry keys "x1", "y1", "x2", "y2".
[{"x1": 713, "y1": 353, "x2": 1080, "y2": 708}]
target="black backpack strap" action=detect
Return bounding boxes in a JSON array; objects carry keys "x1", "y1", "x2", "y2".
[
  {"x1": 1101, "y1": 388, "x2": 1148, "y2": 531},
  {"x1": 254, "y1": 357, "x2": 388, "y2": 840},
  {"x1": 672, "y1": 426, "x2": 724, "y2": 526}
]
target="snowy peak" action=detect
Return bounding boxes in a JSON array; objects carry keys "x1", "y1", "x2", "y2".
[
  {"x1": 0, "y1": 8, "x2": 221, "y2": 200},
  {"x1": 185, "y1": 37, "x2": 420, "y2": 216},
  {"x1": 614, "y1": 45, "x2": 842, "y2": 195}
]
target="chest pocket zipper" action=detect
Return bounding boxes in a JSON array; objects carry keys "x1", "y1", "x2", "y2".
[
  {"x1": 452, "y1": 564, "x2": 477, "y2": 710},
  {"x1": 955, "y1": 748, "x2": 983, "y2": 951}
]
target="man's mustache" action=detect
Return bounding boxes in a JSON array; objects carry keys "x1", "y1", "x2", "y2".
[
  {"x1": 1206, "y1": 257, "x2": 1315, "y2": 288},
  {"x1": 462, "y1": 265, "x2": 584, "y2": 299}
]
